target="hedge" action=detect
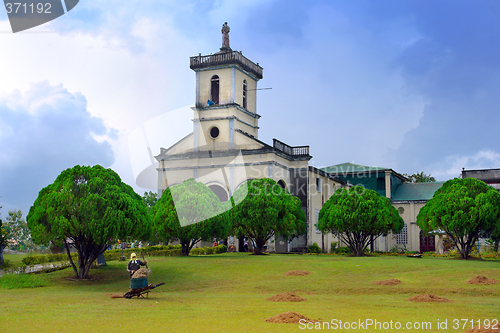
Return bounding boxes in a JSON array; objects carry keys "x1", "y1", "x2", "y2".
[
  {"x1": 22, "y1": 253, "x2": 78, "y2": 266},
  {"x1": 190, "y1": 244, "x2": 227, "y2": 256}
]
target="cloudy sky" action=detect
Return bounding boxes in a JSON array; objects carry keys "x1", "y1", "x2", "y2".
[{"x1": 1, "y1": 0, "x2": 499, "y2": 216}]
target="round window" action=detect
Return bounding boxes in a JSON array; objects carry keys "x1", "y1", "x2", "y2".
[
  {"x1": 397, "y1": 207, "x2": 405, "y2": 215},
  {"x1": 210, "y1": 126, "x2": 220, "y2": 139}
]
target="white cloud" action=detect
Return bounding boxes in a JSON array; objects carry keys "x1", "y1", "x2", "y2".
[
  {"x1": 0, "y1": 81, "x2": 115, "y2": 214},
  {"x1": 430, "y1": 150, "x2": 500, "y2": 180}
]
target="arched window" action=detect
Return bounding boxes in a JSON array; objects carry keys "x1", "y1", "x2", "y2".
[
  {"x1": 211, "y1": 75, "x2": 219, "y2": 104},
  {"x1": 242, "y1": 79, "x2": 247, "y2": 109},
  {"x1": 277, "y1": 180, "x2": 286, "y2": 189},
  {"x1": 376, "y1": 177, "x2": 385, "y2": 191}
]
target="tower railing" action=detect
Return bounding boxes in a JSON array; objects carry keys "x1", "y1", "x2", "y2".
[
  {"x1": 190, "y1": 51, "x2": 263, "y2": 79},
  {"x1": 273, "y1": 139, "x2": 309, "y2": 156}
]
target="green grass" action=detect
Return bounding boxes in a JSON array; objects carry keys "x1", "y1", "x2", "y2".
[
  {"x1": 0, "y1": 254, "x2": 499, "y2": 333},
  {"x1": 0, "y1": 273, "x2": 49, "y2": 289},
  {"x1": 2, "y1": 253, "x2": 28, "y2": 267}
]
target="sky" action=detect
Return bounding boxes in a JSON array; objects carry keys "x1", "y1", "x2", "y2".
[{"x1": 1, "y1": 0, "x2": 499, "y2": 216}]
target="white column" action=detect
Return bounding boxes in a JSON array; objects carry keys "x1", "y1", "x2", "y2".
[
  {"x1": 385, "y1": 171, "x2": 391, "y2": 198},
  {"x1": 195, "y1": 71, "x2": 200, "y2": 106},
  {"x1": 230, "y1": 67, "x2": 236, "y2": 103}
]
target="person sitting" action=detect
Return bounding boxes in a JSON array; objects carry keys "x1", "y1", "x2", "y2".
[{"x1": 127, "y1": 253, "x2": 147, "y2": 278}]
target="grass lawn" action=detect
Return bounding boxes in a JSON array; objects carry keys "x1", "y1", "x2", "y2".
[
  {"x1": 0, "y1": 253, "x2": 499, "y2": 333},
  {"x1": 2, "y1": 253, "x2": 28, "y2": 267}
]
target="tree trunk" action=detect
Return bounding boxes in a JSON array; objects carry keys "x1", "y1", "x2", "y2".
[
  {"x1": 71, "y1": 241, "x2": 107, "y2": 279},
  {"x1": 252, "y1": 238, "x2": 267, "y2": 255},
  {"x1": 181, "y1": 242, "x2": 190, "y2": 256},
  {"x1": 0, "y1": 245, "x2": 4, "y2": 267},
  {"x1": 64, "y1": 241, "x2": 78, "y2": 277},
  {"x1": 457, "y1": 241, "x2": 472, "y2": 259},
  {"x1": 494, "y1": 240, "x2": 499, "y2": 253}
]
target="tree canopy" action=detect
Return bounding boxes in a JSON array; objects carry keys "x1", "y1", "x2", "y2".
[
  {"x1": 404, "y1": 172, "x2": 436, "y2": 183},
  {"x1": 152, "y1": 178, "x2": 230, "y2": 256},
  {"x1": 229, "y1": 178, "x2": 307, "y2": 255},
  {"x1": 416, "y1": 177, "x2": 500, "y2": 259},
  {"x1": 142, "y1": 191, "x2": 158, "y2": 212},
  {"x1": 317, "y1": 186, "x2": 404, "y2": 256},
  {"x1": 27, "y1": 165, "x2": 151, "y2": 279},
  {"x1": 3, "y1": 210, "x2": 34, "y2": 252}
]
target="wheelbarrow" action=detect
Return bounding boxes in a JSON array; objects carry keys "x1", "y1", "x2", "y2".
[{"x1": 123, "y1": 277, "x2": 165, "y2": 299}]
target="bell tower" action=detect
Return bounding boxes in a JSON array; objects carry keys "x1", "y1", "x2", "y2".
[{"x1": 190, "y1": 23, "x2": 263, "y2": 151}]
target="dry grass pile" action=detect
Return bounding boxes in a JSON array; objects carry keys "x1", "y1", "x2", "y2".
[
  {"x1": 131, "y1": 268, "x2": 149, "y2": 279},
  {"x1": 467, "y1": 276, "x2": 498, "y2": 285},
  {"x1": 284, "y1": 270, "x2": 310, "y2": 276},
  {"x1": 267, "y1": 292, "x2": 306, "y2": 302},
  {"x1": 265, "y1": 311, "x2": 319, "y2": 324},
  {"x1": 466, "y1": 327, "x2": 499, "y2": 333},
  {"x1": 408, "y1": 294, "x2": 451, "y2": 302},
  {"x1": 373, "y1": 278, "x2": 401, "y2": 285}
]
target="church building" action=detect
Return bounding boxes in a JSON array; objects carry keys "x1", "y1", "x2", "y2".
[
  {"x1": 155, "y1": 24, "x2": 447, "y2": 254},
  {"x1": 155, "y1": 23, "x2": 348, "y2": 252}
]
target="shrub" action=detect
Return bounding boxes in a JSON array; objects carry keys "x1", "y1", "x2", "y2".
[
  {"x1": 214, "y1": 244, "x2": 227, "y2": 254},
  {"x1": 22, "y1": 255, "x2": 47, "y2": 266},
  {"x1": 330, "y1": 242, "x2": 339, "y2": 253},
  {"x1": 335, "y1": 246, "x2": 352, "y2": 254},
  {"x1": 308, "y1": 242, "x2": 322, "y2": 254},
  {"x1": 1, "y1": 259, "x2": 12, "y2": 268},
  {"x1": 190, "y1": 245, "x2": 227, "y2": 256}
]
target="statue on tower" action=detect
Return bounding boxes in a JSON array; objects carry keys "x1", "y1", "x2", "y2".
[{"x1": 221, "y1": 22, "x2": 231, "y2": 52}]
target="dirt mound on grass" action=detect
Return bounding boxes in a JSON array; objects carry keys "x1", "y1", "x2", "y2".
[
  {"x1": 466, "y1": 327, "x2": 499, "y2": 333},
  {"x1": 265, "y1": 311, "x2": 319, "y2": 324},
  {"x1": 467, "y1": 276, "x2": 498, "y2": 285},
  {"x1": 131, "y1": 268, "x2": 149, "y2": 279},
  {"x1": 408, "y1": 294, "x2": 451, "y2": 302},
  {"x1": 106, "y1": 293, "x2": 124, "y2": 298},
  {"x1": 284, "y1": 270, "x2": 310, "y2": 276},
  {"x1": 373, "y1": 279, "x2": 401, "y2": 285},
  {"x1": 267, "y1": 292, "x2": 306, "y2": 302}
]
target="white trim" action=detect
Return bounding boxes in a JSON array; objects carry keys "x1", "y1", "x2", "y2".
[{"x1": 230, "y1": 67, "x2": 236, "y2": 103}]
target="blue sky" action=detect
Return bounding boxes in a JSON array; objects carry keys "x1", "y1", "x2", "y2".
[{"x1": 1, "y1": 0, "x2": 499, "y2": 216}]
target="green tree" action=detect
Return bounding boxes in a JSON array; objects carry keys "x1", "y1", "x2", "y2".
[
  {"x1": 142, "y1": 191, "x2": 158, "y2": 212},
  {"x1": 404, "y1": 172, "x2": 436, "y2": 183},
  {"x1": 416, "y1": 178, "x2": 500, "y2": 259},
  {"x1": 27, "y1": 165, "x2": 151, "y2": 279},
  {"x1": 317, "y1": 186, "x2": 404, "y2": 256},
  {"x1": 229, "y1": 178, "x2": 307, "y2": 255},
  {"x1": 3, "y1": 210, "x2": 34, "y2": 252},
  {"x1": 152, "y1": 178, "x2": 230, "y2": 256}
]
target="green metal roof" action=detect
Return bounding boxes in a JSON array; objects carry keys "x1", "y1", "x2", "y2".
[
  {"x1": 321, "y1": 162, "x2": 389, "y2": 174},
  {"x1": 391, "y1": 182, "x2": 445, "y2": 201}
]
